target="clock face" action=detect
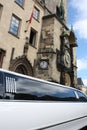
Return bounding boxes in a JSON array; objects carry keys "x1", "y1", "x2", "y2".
[{"x1": 40, "y1": 61, "x2": 48, "y2": 69}]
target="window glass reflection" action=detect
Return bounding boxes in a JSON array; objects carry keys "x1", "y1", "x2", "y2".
[
  {"x1": 77, "y1": 91, "x2": 87, "y2": 102},
  {"x1": 4, "y1": 72, "x2": 77, "y2": 101},
  {"x1": 16, "y1": 0, "x2": 24, "y2": 7},
  {"x1": 15, "y1": 76, "x2": 76, "y2": 101},
  {"x1": 10, "y1": 15, "x2": 20, "y2": 36}
]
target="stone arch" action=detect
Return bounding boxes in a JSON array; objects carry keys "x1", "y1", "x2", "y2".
[{"x1": 9, "y1": 56, "x2": 33, "y2": 76}]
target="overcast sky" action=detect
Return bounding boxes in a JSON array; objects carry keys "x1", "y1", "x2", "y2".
[{"x1": 68, "y1": 0, "x2": 87, "y2": 86}]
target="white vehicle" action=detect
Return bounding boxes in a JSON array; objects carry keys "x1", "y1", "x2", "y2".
[{"x1": 0, "y1": 69, "x2": 87, "y2": 130}]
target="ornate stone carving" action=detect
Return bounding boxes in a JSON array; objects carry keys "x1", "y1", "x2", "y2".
[{"x1": 9, "y1": 55, "x2": 33, "y2": 76}]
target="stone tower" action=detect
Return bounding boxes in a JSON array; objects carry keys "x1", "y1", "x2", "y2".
[
  {"x1": 35, "y1": 0, "x2": 78, "y2": 87},
  {"x1": 45, "y1": 0, "x2": 68, "y2": 23}
]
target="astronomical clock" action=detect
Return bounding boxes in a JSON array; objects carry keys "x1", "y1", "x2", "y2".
[{"x1": 57, "y1": 33, "x2": 72, "y2": 86}]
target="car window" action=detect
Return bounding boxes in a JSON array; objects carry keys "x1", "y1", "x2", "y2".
[{"x1": 77, "y1": 91, "x2": 87, "y2": 102}]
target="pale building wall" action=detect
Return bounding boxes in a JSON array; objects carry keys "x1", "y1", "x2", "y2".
[
  {"x1": 0, "y1": 0, "x2": 78, "y2": 87},
  {"x1": 0, "y1": 0, "x2": 44, "y2": 69}
]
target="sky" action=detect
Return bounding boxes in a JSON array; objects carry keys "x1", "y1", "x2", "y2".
[{"x1": 68, "y1": 0, "x2": 87, "y2": 86}]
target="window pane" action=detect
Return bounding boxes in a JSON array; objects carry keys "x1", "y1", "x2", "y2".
[
  {"x1": 29, "y1": 28, "x2": 37, "y2": 47},
  {"x1": 33, "y1": 7, "x2": 39, "y2": 20},
  {"x1": 77, "y1": 91, "x2": 87, "y2": 102},
  {"x1": 13, "y1": 76, "x2": 76, "y2": 101},
  {"x1": 10, "y1": 16, "x2": 20, "y2": 36},
  {"x1": 4, "y1": 72, "x2": 77, "y2": 101},
  {"x1": 16, "y1": 0, "x2": 24, "y2": 7}
]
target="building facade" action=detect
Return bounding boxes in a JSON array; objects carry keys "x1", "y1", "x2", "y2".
[
  {"x1": 0, "y1": 0, "x2": 44, "y2": 75},
  {"x1": 0, "y1": 0, "x2": 78, "y2": 87}
]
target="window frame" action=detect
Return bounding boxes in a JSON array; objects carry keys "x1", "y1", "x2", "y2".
[
  {"x1": 15, "y1": 0, "x2": 24, "y2": 8},
  {"x1": 33, "y1": 7, "x2": 40, "y2": 21},
  {"x1": 9, "y1": 14, "x2": 21, "y2": 37},
  {"x1": 0, "y1": 49, "x2": 6, "y2": 68},
  {"x1": 4, "y1": 71, "x2": 77, "y2": 101},
  {"x1": 29, "y1": 28, "x2": 37, "y2": 48},
  {"x1": 76, "y1": 91, "x2": 87, "y2": 102},
  {"x1": 0, "y1": 70, "x2": 86, "y2": 102},
  {"x1": 0, "y1": 4, "x2": 3, "y2": 20}
]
